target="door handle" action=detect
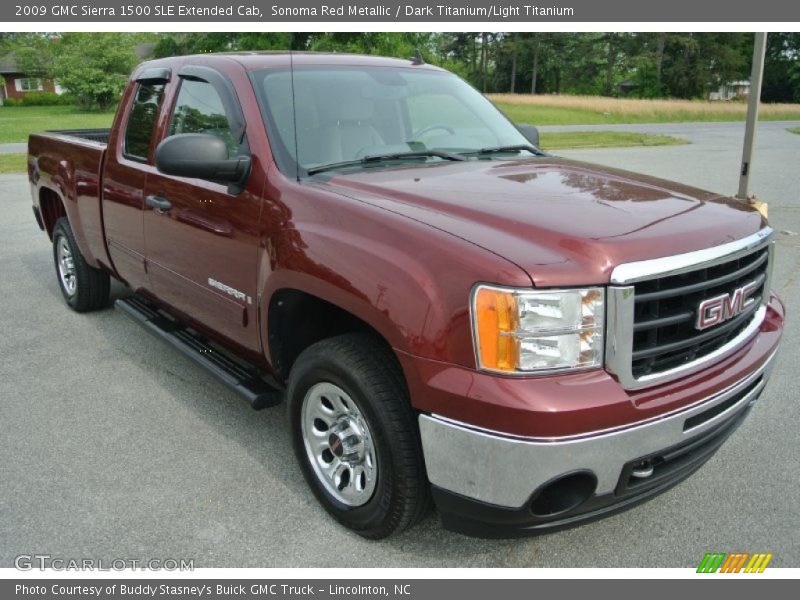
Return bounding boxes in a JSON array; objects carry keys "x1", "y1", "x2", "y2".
[{"x1": 146, "y1": 195, "x2": 172, "y2": 212}]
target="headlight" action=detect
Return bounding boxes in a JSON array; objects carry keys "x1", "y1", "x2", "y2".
[{"x1": 471, "y1": 285, "x2": 605, "y2": 374}]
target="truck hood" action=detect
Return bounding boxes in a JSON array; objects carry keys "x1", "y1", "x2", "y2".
[{"x1": 320, "y1": 157, "x2": 766, "y2": 286}]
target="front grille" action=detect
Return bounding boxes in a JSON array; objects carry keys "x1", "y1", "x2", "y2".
[{"x1": 630, "y1": 245, "x2": 769, "y2": 378}]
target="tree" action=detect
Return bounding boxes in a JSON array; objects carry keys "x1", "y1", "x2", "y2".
[
  {"x1": 509, "y1": 33, "x2": 518, "y2": 93},
  {"x1": 52, "y1": 33, "x2": 143, "y2": 110},
  {"x1": 1, "y1": 33, "x2": 58, "y2": 79},
  {"x1": 530, "y1": 34, "x2": 540, "y2": 94},
  {"x1": 762, "y1": 32, "x2": 800, "y2": 102}
]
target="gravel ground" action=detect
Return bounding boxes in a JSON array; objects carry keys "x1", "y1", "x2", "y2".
[{"x1": 1, "y1": 120, "x2": 798, "y2": 567}]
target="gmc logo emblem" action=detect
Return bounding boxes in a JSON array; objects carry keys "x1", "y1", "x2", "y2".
[{"x1": 696, "y1": 281, "x2": 760, "y2": 330}]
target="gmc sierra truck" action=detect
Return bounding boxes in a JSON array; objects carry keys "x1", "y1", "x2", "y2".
[{"x1": 28, "y1": 52, "x2": 784, "y2": 539}]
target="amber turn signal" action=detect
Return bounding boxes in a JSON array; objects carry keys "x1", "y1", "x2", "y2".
[{"x1": 473, "y1": 287, "x2": 519, "y2": 372}]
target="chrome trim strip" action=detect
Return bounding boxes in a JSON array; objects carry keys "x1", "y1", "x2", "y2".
[
  {"x1": 610, "y1": 227, "x2": 773, "y2": 284},
  {"x1": 606, "y1": 228, "x2": 774, "y2": 390},
  {"x1": 419, "y1": 351, "x2": 775, "y2": 508},
  {"x1": 430, "y1": 348, "x2": 777, "y2": 444}
]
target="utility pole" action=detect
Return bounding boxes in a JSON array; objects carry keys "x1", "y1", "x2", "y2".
[{"x1": 736, "y1": 32, "x2": 768, "y2": 200}]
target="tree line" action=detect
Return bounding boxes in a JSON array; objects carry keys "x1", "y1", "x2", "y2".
[{"x1": 2, "y1": 32, "x2": 799, "y2": 110}]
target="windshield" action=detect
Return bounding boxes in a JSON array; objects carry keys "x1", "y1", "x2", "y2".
[{"x1": 252, "y1": 65, "x2": 532, "y2": 176}]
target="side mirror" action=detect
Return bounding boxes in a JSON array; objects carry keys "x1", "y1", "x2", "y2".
[
  {"x1": 155, "y1": 133, "x2": 250, "y2": 187},
  {"x1": 517, "y1": 123, "x2": 540, "y2": 148}
]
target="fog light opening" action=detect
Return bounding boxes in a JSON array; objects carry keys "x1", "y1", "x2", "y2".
[{"x1": 529, "y1": 471, "x2": 597, "y2": 517}]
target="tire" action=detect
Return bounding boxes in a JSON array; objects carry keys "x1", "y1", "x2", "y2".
[
  {"x1": 52, "y1": 217, "x2": 110, "y2": 312},
  {"x1": 287, "y1": 333, "x2": 430, "y2": 539}
]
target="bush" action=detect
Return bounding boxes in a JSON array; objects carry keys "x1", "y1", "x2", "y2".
[
  {"x1": 18, "y1": 91, "x2": 72, "y2": 106},
  {"x1": 1, "y1": 92, "x2": 74, "y2": 107}
]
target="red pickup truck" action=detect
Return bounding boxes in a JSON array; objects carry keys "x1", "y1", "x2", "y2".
[{"x1": 28, "y1": 52, "x2": 784, "y2": 539}]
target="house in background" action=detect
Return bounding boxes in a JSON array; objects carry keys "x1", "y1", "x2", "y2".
[
  {"x1": 0, "y1": 54, "x2": 61, "y2": 105},
  {"x1": 708, "y1": 80, "x2": 751, "y2": 101},
  {"x1": 0, "y1": 43, "x2": 154, "y2": 106}
]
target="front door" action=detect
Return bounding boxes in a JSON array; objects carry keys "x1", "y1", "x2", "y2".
[{"x1": 143, "y1": 70, "x2": 263, "y2": 352}]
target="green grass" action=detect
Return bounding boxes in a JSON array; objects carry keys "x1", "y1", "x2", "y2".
[
  {"x1": 500, "y1": 105, "x2": 624, "y2": 126},
  {"x1": 541, "y1": 131, "x2": 687, "y2": 150},
  {"x1": 789, "y1": 127, "x2": 800, "y2": 135},
  {"x1": 0, "y1": 106, "x2": 114, "y2": 144},
  {"x1": 490, "y1": 94, "x2": 800, "y2": 126},
  {"x1": 0, "y1": 153, "x2": 27, "y2": 174},
  {"x1": 496, "y1": 103, "x2": 800, "y2": 126}
]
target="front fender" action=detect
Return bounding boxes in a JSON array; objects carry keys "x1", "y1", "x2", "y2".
[{"x1": 259, "y1": 190, "x2": 531, "y2": 368}]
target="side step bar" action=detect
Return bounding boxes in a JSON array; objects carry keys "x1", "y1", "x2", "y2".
[{"x1": 115, "y1": 295, "x2": 283, "y2": 409}]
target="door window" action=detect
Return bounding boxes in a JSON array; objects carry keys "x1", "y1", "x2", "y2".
[{"x1": 168, "y1": 79, "x2": 239, "y2": 159}]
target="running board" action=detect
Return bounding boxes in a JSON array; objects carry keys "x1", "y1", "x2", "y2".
[{"x1": 115, "y1": 295, "x2": 283, "y2": 409}]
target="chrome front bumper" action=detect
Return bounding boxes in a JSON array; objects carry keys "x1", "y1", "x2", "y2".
[{"x1": 419, "y1": 349, "x2": 777, "y2": 510}]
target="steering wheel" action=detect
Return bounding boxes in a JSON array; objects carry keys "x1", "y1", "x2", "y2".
[{"x1": 412, "y1": 123, "x2": 456, "y2": 139}]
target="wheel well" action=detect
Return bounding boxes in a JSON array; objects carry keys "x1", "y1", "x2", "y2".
[
  {"x1": 39, "y1": 188, "x2": 66, "y2": 239},
  {"x1": 268, "y1": 289, "x2": 388, "y2": 380}
]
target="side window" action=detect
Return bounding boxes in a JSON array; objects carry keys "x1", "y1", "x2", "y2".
[
  {"x1": 124, "y1": 82, "x2": 166, "y2": 162},
  {"x1": 169, "y1": 79, "x2": 239, "y2": 159}
]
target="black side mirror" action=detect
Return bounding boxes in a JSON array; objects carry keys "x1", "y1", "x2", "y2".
[
  {"x1": 155, "y1": 133, "x2": 250, "y2": 188},
  {"x1": 517, "y1": 123, "x2": 540, "y2": 148}
]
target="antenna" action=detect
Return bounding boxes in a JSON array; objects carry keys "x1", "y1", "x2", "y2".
[
  {"x1": 410, "y1": 49, "x2": 425, "y2": 65},
  {"x1": 289, "y1": 50, "x2": 300, "y2": 182}
]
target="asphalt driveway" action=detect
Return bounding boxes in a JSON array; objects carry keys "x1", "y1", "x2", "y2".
[{"x1": 1, "y1": 120, "x2": 799, "y2": 567}]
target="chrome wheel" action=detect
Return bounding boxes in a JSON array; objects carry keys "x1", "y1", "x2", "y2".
[
  {"x1": 301, "y1": 382, "x2": 377, "y2": 506},
  {"x1": 56, "y1": 236, "x2": 77, "y2": 297}
]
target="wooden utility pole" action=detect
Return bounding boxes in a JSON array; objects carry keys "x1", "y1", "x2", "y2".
[{"x1": 737, "y1": 32, "x2": 768, "y2": 201}]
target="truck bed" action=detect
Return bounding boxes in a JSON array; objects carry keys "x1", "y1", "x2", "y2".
[
  {"x1": 28, "y1": 129, "x2": 110, "y2": 271},
  {"x1": 44, "y1": 128, "x2": 111, "y2": 145}
]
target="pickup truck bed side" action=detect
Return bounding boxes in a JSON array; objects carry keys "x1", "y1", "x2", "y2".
[{"x1": 29, "y1": 132, "x2": 112, "y2": 271}]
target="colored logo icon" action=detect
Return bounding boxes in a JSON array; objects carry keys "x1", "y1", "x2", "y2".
[{"x1": 697, "y1": 552, "x2": 773, "y2": 573}]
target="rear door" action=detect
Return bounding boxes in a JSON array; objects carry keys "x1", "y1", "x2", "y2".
[
  {"x1": 102, "y1": 68, "x2": 170, "y2": 291},
  {"x1": 142, "y1": 65, "x2": 263, "y2": 352}
]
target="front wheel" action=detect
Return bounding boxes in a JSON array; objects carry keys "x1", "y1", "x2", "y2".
[
  {"x1": 287, "y1": 333, "x2": 430, "y2": 538},
  {"x1": 52, "y1": 217, "x2": 110, "y2": 312}
]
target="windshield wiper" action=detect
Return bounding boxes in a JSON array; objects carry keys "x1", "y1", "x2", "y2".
[
  {"x1": 307, "y1": 150, "x2": 465, "y2": 176},
  {"x1": 468, "y1": 144, "x2": 546, "y2": 157}
]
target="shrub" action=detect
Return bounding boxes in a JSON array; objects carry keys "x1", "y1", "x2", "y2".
[
  {"x1": 21, "y1": 92, "x2": 71, "y2": 106},
  {"x1": 0, "y1": 92, "x2": 75, "y2": 107}
]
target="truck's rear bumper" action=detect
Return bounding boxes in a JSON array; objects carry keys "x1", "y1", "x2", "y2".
[{"x1": 419, "y1": 343, "x2": 779, "y2": 538}]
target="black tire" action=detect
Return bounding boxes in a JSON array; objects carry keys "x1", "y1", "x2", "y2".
[
  {"x1": 287, "y1": 333, "x2": 430, "y2": 539},
  {"x1": 52, "y1": 217, "x2": 110, "y2": 312}
]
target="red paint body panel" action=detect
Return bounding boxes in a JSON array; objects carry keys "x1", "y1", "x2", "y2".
[
  {"x1": 27, "y1": 132, "x2": 118, "y2": 273},
  {"x1": 399, "y1": 295, "x2": 783, "y2": 438},
  {"x1": 27, "y1": 52, "x2": 785, "y2": 441},
  {"x1": 324, "y1": 158, "x2": 766, "y2": 287}
]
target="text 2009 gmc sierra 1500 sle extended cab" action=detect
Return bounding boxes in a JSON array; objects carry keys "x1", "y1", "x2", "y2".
[{"x1": 28, "y1": 52, "x2": 784, "y2": 539}]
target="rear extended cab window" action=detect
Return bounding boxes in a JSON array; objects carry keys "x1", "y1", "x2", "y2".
[{"x1": 124, "y1": 82, "x2": 166, "y2": 162}]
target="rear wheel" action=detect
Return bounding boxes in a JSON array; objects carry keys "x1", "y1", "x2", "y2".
[
  {"x1": 52, "y1": 217, "x2": 110, "y2": 312},
  {"x1": 287, "y1": 333, "x2": 430, "y2": 538}
]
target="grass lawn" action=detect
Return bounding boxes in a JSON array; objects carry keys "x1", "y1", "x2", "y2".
[
  {"x1": 789, "y1": 127, "x2": 800, "y2": 134},
  {"x1": 540, "y1": 131, "x2": 687, "y2": 150},
  {"x1": 0, "y1": 154, "x2": 27, "y2": 174},
  {"x1": 490, "y1": 94, "x2": 800, "y2": 126},
  {"x1": 0, "y1": 106, "x2": 114, "y2": 144}
]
